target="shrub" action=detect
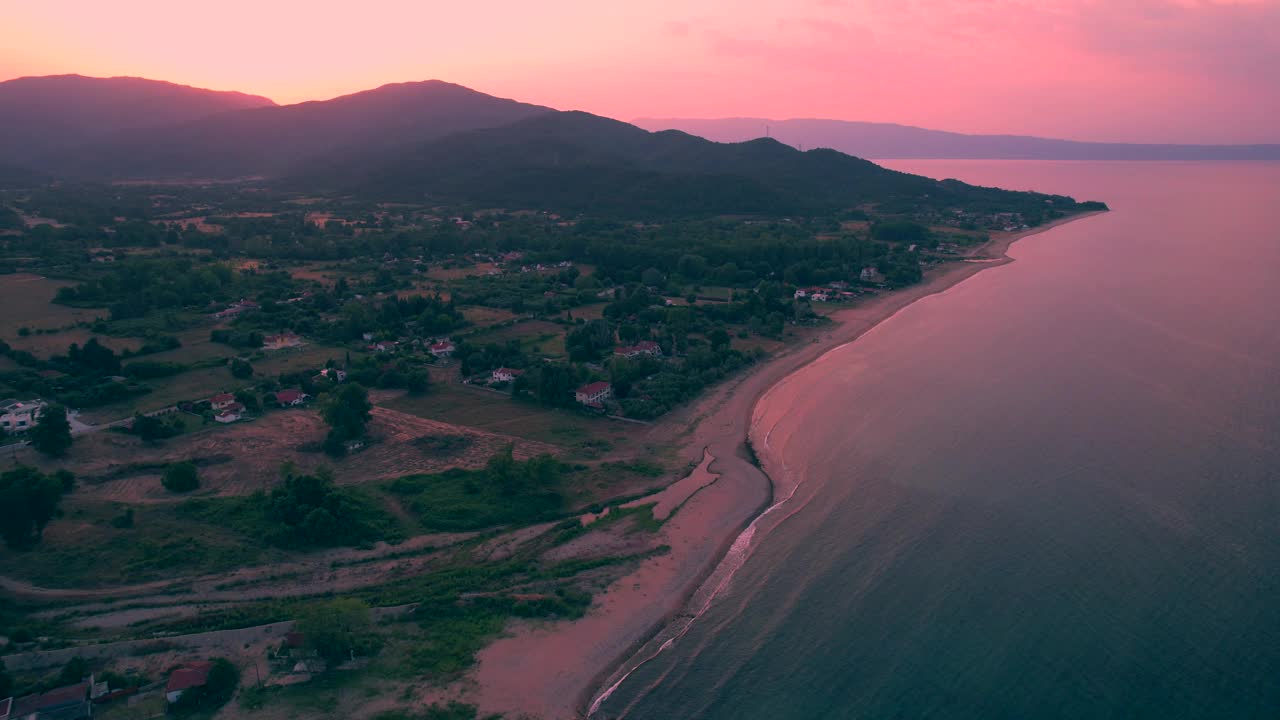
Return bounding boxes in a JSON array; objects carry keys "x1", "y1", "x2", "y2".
[{"x1": 162, "y1": 462, "x2": 200, "y2": 493}]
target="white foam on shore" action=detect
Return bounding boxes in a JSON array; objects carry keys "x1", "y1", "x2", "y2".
[{"x1": 588, "y1": 424, "x2": 808, "y2": 717}]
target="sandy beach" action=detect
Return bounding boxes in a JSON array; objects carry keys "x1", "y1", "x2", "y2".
[{"x1": 461, "y1": 210, "x2": 1105, "y2": 719}]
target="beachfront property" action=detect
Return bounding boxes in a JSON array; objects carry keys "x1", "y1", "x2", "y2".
[
  {"x1": 574, "y1": 381, "x2": 613, "y2": 407},
  {"x1": 613, "y1": 340, "x2": 662, "y2": 359},
  {"x1": 860, "y1": 267, "x2": 885, "y2": 283},
  {"x1": 0, "y1": 398, "x2": 46, "y2": 433}
]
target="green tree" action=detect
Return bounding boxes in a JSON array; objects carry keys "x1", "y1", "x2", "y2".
[
  {"x1": 162, "y1": 461, "x2": 200, "y2": 492},
  {"x1": 30, "y1": 403, "x2": 72, "y2": 457},
  {"x1": 169, "y1": 658, "x2": 238, "y2": 716},
  {"x1": 0, "y1": 657, "x2": 12, "y2": 698},
  {"x1": 406, "y1": 370, "x2": 430, "y2": 395},
  {"x1": 322, "y1": 383, "x2": 371, "y2": 440},
  {"x1": 229, "y1": 358, "x2": 253, "y2": 378},
  {"x1": 295, "y1": 598, "x2": 375, "y2": 664},
  {"x1": 56, "y1": 656, "x2": 89, "y2": 686},
  {"x1": 0, "y1": 466, "x2": 65, "y2": 547}
]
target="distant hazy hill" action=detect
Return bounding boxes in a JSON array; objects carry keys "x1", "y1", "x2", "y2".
[
  {"x1": 339, "y1": 110, "x2": 1100, "y2": 217},
  {"x1": 0, "y1": 75, "x2": 276, "y2": 167},
  {"x1": 633, "y1": 118, "x2": 1280, "y2": 161},
  {"x1": 31, "y1": 80, "x2": 553, "y2": 179}
]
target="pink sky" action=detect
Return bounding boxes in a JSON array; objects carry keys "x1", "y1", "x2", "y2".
[{"x1": 3, "y1": 0, "x2": 1277, "y2": 143}]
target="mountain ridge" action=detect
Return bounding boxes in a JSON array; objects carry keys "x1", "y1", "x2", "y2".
[{"x1": 633, "y1": 117, "x2": 1280, "y2": 161}]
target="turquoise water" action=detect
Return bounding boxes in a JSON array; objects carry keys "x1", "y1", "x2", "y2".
[{"x1": 596, "y1": 162, "x2": 1280, "y2": 719}]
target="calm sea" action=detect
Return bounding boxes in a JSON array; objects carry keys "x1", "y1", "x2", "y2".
[{"x1": 596, "y1": 161, "x2": 1280, "y2": 719}]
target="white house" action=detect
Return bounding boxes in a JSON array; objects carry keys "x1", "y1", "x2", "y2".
[
  {"x1": 491, "y1": 367, "x2": 524, "y2": 384},
  {"x1": 574, "y1": 381, "x2": 613, "y2": 406},
  {"x1": 214, "y1": 402, "x2": 245, "y2": 423},
  {"x1": 0, "y1": 398, "x2": 45, "y2": 433},
  {"x1": 430, "y1": 340, "x2": 456, "y2": 359},
  {"x1": 860, "y1": 267, "x2": 884, "y2": 283}
]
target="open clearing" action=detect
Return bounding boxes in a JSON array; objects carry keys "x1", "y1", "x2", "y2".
[{"x1": 0, "y1": 273, "x2": 109, "y2": 336}]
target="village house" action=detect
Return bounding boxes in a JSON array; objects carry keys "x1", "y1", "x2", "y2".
[
  {"x1": 209, "y1": 393, "x2": 236, "y2": 410},
  {"x1": 275, "y1": 389, "x2": 308, "y2": 407},
  {"x1": 215, "y1": 401, "x2": 245, "y2": 423},
  {"x1": 213, "y1": 299, "x2": 259, "y2": 319},
  {"x1": 165, "y1": 662, "x2": 213, "y2": 704},
  {"x1": 860, "y1": 267, "x2": 885, "y2": 283},
  {"x1": 491, "y1": 367, "x2": 524, "y2": 384},
  {"x1": 315, "y1": 368, "x2": 347, "y2": 383},
  {"x1": 262, "y1": 332, "x2": 304, "y2": 351},
  {"x1": 430, "y1": 340, "x2": 456, "y2": 359},
  {"x1": 0, "y1": 398, "x2": 45, "y2": 433},
  {"x1": 574, "y1": 381, "x2": 613, "y2": 407},
  {"x1": 369, "y1": 340, "x2": 398, "y2": 353},
  {"x1": 8, "y1": 676, "x2": 93, "y2": 720},
  {"x1": 613, "y1": 340, "x2": 662, "y2": 359}
]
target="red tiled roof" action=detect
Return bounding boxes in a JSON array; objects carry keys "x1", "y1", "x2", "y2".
[
  {"x1": 576, "y1": 381, "x2": 611, "y2": 395},
  {"x1": 166, "y1": 662, "x2": 213, "y2": 693},
  {"x1": 210, "y1": 393, "x2": 234, "y2": 403},
  {"x1": 13, "y1": 680, "x2": 89, "y2": 713},
  {"x1": 276, "y1": 389, "x2": 304, "y2": 403}
]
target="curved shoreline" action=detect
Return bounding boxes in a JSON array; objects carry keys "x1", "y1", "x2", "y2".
[{"x1": 464, "y1": 211, "x2": 1106, "y2": 720}]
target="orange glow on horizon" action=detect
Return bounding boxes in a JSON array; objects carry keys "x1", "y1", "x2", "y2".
[{"x1": 3, "y1": 0, "x2": 1277, "y2": 144}]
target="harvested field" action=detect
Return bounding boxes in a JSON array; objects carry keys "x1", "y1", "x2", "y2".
[{"x1": 461, "y1": 305, "x2": 520, "y2": 328}]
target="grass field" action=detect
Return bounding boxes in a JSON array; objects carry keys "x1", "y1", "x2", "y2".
[
  {"x1": 7, "y1": 329, "x2": 144, "y2": 360},
  {"x1": 0, "y1": 496, "x2": 280, "y2": 588},
  {"x1": 382, "y1": 382, "x2": 634, "y2": 455},
  {"x1": 470, "y1": 320, "x2": 568, "y2": 358},
  {"x1": 426, "y1": 263, "x2": 498, "y2": 281},
  {"x1": 460, "y1": 305, "x2": 520, "y2": 328},
  {"x1": 0, "y1": 273, "x2": 109, "y2": 337},
  {"x1": 569, "y1": 303, "x2": 607, "y2": 321}
]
